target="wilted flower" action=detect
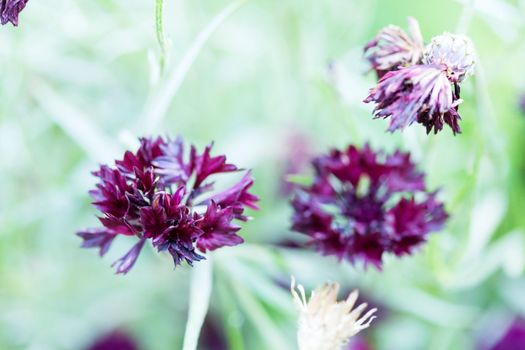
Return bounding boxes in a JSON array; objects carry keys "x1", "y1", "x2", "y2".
[
  {"x1": 365, "y1": 64, "x2": 463, "y2": 134},
  {"x1": 365, "y1": 27, "x2": 475, "y2": 134},
  {"x1": 77, "y1": 136, "x2": 258, "y2": 274},
  {"x1": 290, "y1": 144, "x2": 447, "y2": 268},
  {"x1": 1, "y1": 0, "x2": 28, "y2": 26},
  {"x1": 423, "y1": 33, "x2": 476, "y2": 83},
  {"x1": 364, "y1": 17, "x2": 424, "y2": 79},
  {"x1": 86, "y1": 329, "x2": 139, "y2": 350},
  {"x1": 291, "y1": 277, "x2": 377, "y2": 350}
]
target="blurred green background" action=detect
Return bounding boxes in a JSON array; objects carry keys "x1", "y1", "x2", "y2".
[{"x1": 1, "y1": 0, "x2": 525, "y2": 349}]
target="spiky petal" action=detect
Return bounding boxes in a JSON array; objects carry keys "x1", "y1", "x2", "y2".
[{"x1": 1, "y1": 0, "x2": 28, "y2": 26}]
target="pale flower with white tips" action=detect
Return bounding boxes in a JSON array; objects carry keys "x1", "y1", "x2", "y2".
[{"x1": 291, "y1": 277, "x2": 377, "y2": 350}]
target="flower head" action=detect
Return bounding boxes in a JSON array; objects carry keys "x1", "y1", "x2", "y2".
[
  {"x1": 423, "y1": 33, "x2": 475, "y2": 83},
  {"x1": 77, "y1": 136, "x2": 258, "y2": 274},
  {"x1": 364, "y1": 17, "x2": 424, "y2": 79},
  {"x1": 1, "y1": 0, "x2": 28, "y2": 26},
  {"x1": 365, "y1": 64, "x2": 463, "y2": 134},
  {"x1": 290, "y1": 144, "x2": 447, "y2": 269},
  {"x1": 291, "y1": 277, "x2": 377, "y2": 350}
]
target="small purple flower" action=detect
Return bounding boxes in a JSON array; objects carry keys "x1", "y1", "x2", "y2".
[
  {"x1": 364, "y1": 17, "x2": 424, "y2": 79},
  {"x1": 290, "y1": 144, "x2": 447, "y2": 269},
  {"x1": 77, "y1": 136, "x2": 258, "y2": 274},
  {"x1": 1, "y1": 0, "x2": 28, "y2": 26}
]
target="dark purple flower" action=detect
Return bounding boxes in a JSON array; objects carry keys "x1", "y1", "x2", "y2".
[
  {"x1": 86, "y1": 329, "x2": 139, "y2": 350},
  {"x1": 1, "y1": 0, "x2": 28, "y2": 26},
  {"x1": 77, "y1": 136, "x2": 258, "y2": 274},
  {"x1": 290, "y1": 144, "x2": 447, "y2": 269},
  {"x1": 364, "y1": 17, "x2": 424, "y2": 79}
]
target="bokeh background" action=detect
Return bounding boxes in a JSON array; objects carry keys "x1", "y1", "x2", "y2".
[{"x1": 2, "y1": 0, "x2": 525, "y2": 349}]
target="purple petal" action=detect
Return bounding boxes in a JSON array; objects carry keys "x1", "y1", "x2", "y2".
[
  {"x1": 112, "y1": 239, "x2": 146, "y2": 274},
  {"x1": 77, "y1": 228, "x2": 118, "y2": 257}
]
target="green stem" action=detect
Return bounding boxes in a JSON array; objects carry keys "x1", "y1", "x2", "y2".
[
  {"x1": 182, "y1": 258, "x2": 213, "y2": 350},
  {"x1": 142, "y1": 0, "x2": 246, "y2": 134},
  {"x1": 155, "y1": 0, "x2": 167, "y2": 73}
]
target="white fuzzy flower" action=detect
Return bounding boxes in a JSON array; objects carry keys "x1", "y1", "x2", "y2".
[
  {"x1": 423, "y1": 32, "x2": 476, "y2": 82},
  {"x1": 291, "y1": 277, "x2": 377, "y2": 350}
]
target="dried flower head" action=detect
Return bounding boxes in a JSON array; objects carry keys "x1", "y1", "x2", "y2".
[
  {"x1": 77, "y1": 136, "x2": 258, "y2": 274},
  {"x1": 364, "y1": 17, "x2": 424, "y2": 79},
  {"x1": 291, "y1": 144, "x2": 447, "y2": 268},
  {"x1": 1, "y1": 0, "x2": 28, "y2": 26},
  {"x1": 291, "y1": 277, "x2": 377, "y2": 350},
  {"x1": 424, "y1": 33, "x2": 476, "y2": 83},
  {"x1": 365, "y1": 64, "x2": 463, "y2": 134}
]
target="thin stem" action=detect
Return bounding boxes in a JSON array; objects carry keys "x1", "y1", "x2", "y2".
[
  {"x1": 182, "y1": 258, "x2": 213, "y2": 350},
  {"x1": 155, "y1": 0, "x2": 167, "y2": 74},
  {"x1": 142, "y1": 0, "x2": 246, "y2": 134}
]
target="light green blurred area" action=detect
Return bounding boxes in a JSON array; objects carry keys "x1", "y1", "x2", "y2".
[{"x1": 1, "y1": 0, "x2": 525, "y2": 349}]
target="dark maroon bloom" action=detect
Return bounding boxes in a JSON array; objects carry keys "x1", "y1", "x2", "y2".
[
  {"x1": 86, "y1": 329, "x2": 139, "y2": 350},
  {"x1": 77, "y1": 136, "x2": 258, "y2": 274},
  {"x1": 290, "y1": 144, "x2": 447, "y2": 269},
  {"x1": 364, "y1": 17, "x2": 424, "y2": 79},
  {"x1": 1, "y1": 0, "x2": 28, "y2": 26}
]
